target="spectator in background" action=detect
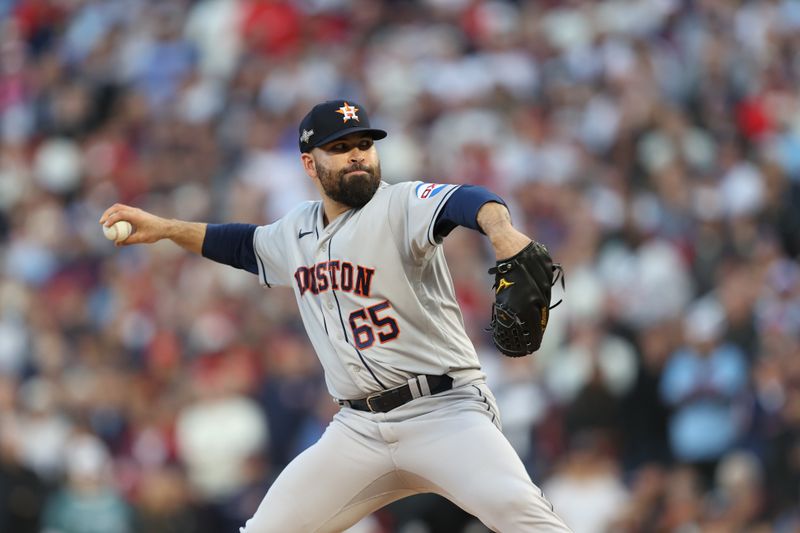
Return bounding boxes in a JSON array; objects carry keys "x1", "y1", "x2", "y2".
[
  {"x1": 608, "y1": 465, "x2": 668, "y2": 533},
  {"x1": 756, "y1": 259, "x2": 800, "y2": 341},
  {"x1": 133, "y1": 465, "x2": 211, "y2": 533},
  {"x1": 174, "y1": 355, "x2": 268, "y2": 503},
  {"x1": 541, "y1": 268, "x2": 637, "y2": 412},
  {"x1": 16, "y1": 377, "x2": 72, "y2": 483},
  {"x1": 621, "y1": 321, "x2": 675, "y2": 469},
  {"x1": 542, "y1": 430, "x2": 629, "y2": 533},
  {"x1": 656, "y1": 466, "x2": 705, "y2": 532},
  {"x1": 42, "y1": 433, "x2": 132, "y2": 533},
  {"x1": 0, "y1": 405, "x2": 47, "y2": 533},
  {"x1": 706, "y1": 451, "x2": 767, "y2": 531},
  {"x1": 755, "y1": 260, "x2": 800, "y2": 522},
  {"x1": 255, "y1": 328, "x2": 320, "y2": 468},
  {"x1": 128, "y1": 4, "x2": 197, "y2": 111},
  {"x1": 717, "y1": 259, "x2": 760, "y2": 360},
  {"x1": 660, "y1": 297, "x2": 749, "y2": 483}
]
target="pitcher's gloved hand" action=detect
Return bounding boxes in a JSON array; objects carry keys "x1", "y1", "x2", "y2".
[{"x1": 488, "y1": 241, "x2": 564, "y2": 357}]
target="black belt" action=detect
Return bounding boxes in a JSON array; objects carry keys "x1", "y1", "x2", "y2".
[{"x1": 338, "y1": 375, "x2": 453, "y2": 413}]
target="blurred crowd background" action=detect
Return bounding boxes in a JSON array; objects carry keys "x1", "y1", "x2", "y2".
[{"x1": 1, "y1": 0, "x2": 800, "y2": 532}]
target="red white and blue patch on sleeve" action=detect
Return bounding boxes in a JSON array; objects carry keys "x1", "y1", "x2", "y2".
[{"x1": 415, "y1": 182, "x2": 447, "y2": 199}]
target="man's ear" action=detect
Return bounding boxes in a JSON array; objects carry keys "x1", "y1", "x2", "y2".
[{"x1": 301, "y1": 153, "x2": 316, "y2": 178}]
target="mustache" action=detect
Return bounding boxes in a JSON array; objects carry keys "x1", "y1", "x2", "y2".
[
  {"x1": 345, "y1": 164, "x2": 370, "y2": 172},
  {"x1": 339, "y1": 164, "x2": 374, "y2": 176}
]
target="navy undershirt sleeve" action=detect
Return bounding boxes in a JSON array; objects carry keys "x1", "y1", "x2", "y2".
[
  {"x1": 433, "y1": 185, "x2": 507, "y2": 239},
  {"x1": 201, "y1": 223, "x2": 258, "y2": 275}
]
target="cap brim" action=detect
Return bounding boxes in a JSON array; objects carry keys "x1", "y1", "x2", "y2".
[{"x1": 311, "y1": 127, "x2": 387, "y2": 150}]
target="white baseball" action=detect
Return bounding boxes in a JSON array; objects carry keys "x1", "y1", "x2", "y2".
[{"x1": 102, "y1": 220, "x2": 133, "y2": 243}]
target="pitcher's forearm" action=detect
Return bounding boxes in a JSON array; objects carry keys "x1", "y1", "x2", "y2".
[
  {"x1": 476, "y1": 202, "x2": 531, "y2": 260},
  {"x1": 164, "y1": 220, "x2": 207, "y2": 254}
]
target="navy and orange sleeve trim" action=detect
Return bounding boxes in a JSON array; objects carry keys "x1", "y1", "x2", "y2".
[
  {"x1": 433, "y1": 185, "x2": 506, "y2": 239},
  {"x1": 201, "y1": 223, "x2": 258, "y2": 274}
]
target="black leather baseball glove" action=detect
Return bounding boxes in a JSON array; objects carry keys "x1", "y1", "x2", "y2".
[{"x1": 488, "y1": 241, "x2": 564, "y2": 357}]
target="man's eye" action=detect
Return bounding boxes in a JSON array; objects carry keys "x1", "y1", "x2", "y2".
[{"x1": 359, "y1": 140, "x2": 373, "y2": 150}]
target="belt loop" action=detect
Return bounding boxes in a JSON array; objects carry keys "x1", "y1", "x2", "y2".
[
  {"x1": 418, "y1": 375, "x2": 432, "y2": 396},
  {"x1": 365, "y1": 393, "x2": 381, "y2": 412},
  {"x1": 407, "y1": 377, "x2": 422, "y2": 399}
]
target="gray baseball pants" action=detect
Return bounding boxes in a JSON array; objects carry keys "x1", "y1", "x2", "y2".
[{"x1": 240, "y1": 382, "x2": 571, "y2": 532}]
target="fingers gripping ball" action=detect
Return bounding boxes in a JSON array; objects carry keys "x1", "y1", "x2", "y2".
[
  {"x1": 103, "y1": 220, "x2": 133, "y2": 243},
  {"x1": 488, "y1": 241, "x2": 565, "y2": 357}
]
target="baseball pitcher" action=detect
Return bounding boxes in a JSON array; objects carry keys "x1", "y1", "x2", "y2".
[{"x1": 100, "y1": 100, "x2": 570, "y2": 532}]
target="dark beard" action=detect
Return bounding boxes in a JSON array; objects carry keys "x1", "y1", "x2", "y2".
[{"x1": 317, "y1": 161, "x2": 381, "y2": 209}]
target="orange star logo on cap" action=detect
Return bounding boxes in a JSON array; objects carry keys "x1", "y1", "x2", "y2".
[{"x1": 336, "y1": 102, "x2": 359, "y2": 123}]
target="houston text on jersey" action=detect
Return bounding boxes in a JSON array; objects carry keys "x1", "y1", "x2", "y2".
[{"x1": 294, "y1": 261, "x2": 375, "y2": 297}]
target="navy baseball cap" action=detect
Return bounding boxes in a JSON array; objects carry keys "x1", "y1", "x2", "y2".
[{"x1": 298, "y1": 99, "x2": 387, "y2": 153}]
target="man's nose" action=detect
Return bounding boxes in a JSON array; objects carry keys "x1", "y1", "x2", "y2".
[{"x1": 349, "y1": 149, "x2": 365, "y2": 163}]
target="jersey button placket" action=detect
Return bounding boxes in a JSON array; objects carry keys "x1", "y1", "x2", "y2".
[{"x1": 320, "y1": 240, "x2": 334, "y2": 313}]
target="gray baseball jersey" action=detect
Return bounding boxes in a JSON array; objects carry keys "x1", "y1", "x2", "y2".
[{"x1": 253, "y1": 180, "x2": 483, "y2": 400}]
